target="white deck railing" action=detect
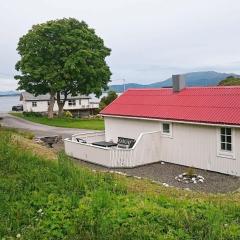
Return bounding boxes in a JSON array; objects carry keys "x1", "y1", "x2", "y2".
[
  {"x1": 64, "y1": 130, "x2": 161, "y2": 168},
  {"x1": 72, "y1": 131, "x2": 105, "y2": 143},
  {"x1": 64, "y1": 103, "x2": 99, "y2": 110}
]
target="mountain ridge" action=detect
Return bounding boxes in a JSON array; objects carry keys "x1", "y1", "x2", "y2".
[
  {"x1": 109, "y1": 71, "x2": 239, "y2": 92},
  {"x1": 0, "y1": 91, "x2": 20, "y2": 96},
  {"x1": 1, "y1": 71, "x2": 239, "y2": 95}
]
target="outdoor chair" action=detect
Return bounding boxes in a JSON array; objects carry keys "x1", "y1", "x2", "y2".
[
  {"x1": 76, "y1": 138, "x2": 87, "y2": 143},
  {"x1": 117, "y1": 137, "x2": 136, "y2": 149}
]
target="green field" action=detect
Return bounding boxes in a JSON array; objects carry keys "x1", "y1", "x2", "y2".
[
  {"x1": 0, "y1": 128, "x2": 240, "y2": 239},
  {"x1": 10, "y1": 112, "x2": 104, "y2": 130}
]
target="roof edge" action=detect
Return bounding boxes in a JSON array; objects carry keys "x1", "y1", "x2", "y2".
[{"x1": 101, "y1": 113, "x2": 240, "y2": 128}]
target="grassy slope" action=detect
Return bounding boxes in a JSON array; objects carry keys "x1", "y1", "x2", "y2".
[
  {"x1": 10, "y1": 112, "x2": 104, "y2": 130},
  {"x1": 0, "y1": 129, "x2": 240, "y2": 239}
]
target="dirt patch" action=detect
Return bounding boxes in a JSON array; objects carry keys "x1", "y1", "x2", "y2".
[{"x1": 11, "y1": 134, "x2": 58, "y2": 161}]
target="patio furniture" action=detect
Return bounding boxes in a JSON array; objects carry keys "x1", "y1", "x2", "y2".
[
  {"x1": 117, "y1": 137, "x2": 136, "y2": 149},
  {"x1": 76, "y1": 138, "x2": 87, "y2": 143},
  {"x1": 92, "y1": 141, "x2": 118, "y2": 148}
]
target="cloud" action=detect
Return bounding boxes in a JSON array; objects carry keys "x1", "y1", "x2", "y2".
[
  {"x1": 0, "y1": 78, "x2": 18, "y2": 91},
  {"x1": 1, "y1": 0, "x2": 240, "y2": 89}
]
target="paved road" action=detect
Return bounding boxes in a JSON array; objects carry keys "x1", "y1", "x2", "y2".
[{"x1": 0, "y1": 113, "x2": 93, "y2": 139}]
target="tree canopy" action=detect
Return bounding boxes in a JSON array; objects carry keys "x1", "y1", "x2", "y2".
[
  {"x1": 218, "y1": 76, "x2": 240, "y2": 86},
  {"x1": 15, "y1": 18, "x2": 111, "y2": 117},
  {"x1": 99, "y1": 91, "x2": 118, "y2": 110}
]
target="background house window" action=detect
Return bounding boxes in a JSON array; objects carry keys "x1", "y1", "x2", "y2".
[
  {"x1": 32, "y1": 101, "x2": 37, "y2": 107},
  {"x1": 220, "y1": 127, "x2": 232, "y2": 151},
  {"x1": 68, "y1": 100, "x2": 76, "y2": 106},
  {"x1": 162, "y1": 123, "x2": 170, "y2": 134},
  {"x1": 161, "y1": 122, "x2": 172, "y2": 137}
]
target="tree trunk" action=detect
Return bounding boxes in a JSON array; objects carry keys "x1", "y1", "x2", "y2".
[
  {"x1": 48, "y1": 92, "x2": 55, "y2": 119},
  {"x1": 58, "y1": 103, "x2": 64, "y2": 117},
  {"x1": 56, "y1": 91, "x2": 67, "y2": 117}
]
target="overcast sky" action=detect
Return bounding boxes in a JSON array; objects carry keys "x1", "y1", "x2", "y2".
[{"x1": 1, "y1": 0, "x2": 240, "y2": 90}]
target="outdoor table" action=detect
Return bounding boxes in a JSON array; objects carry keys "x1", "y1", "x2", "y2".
[{"x1": 92, "y1": 141, "x2": 117, "y2": 147}]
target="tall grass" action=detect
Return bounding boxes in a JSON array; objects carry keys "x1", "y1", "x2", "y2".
[{"x1": 0, "y1": 129, "x2": 240, "y2": 239}]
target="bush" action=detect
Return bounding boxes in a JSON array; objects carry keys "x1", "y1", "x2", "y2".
[
  {"x1": 186, "y1": 167, "x2": 196, "y2": 177},
  {"x1": 23, "y1": 111, "x2": 42, "y2": 117},
  {"x1": 64, "y1": 111, "x2": 73, "y2": 118}
]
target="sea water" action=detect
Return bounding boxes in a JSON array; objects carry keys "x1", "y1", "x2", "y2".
[{"x1": 0, "y1": 96, "x2": 20, "y2": 113}]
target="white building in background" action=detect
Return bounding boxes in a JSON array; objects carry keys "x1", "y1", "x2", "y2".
[
  {"x1": 64, "y1": 75, "x2": 240, "y2": 176},
  {"x1": 20, "y1": 92, "x2": 99, "y2": 117}
]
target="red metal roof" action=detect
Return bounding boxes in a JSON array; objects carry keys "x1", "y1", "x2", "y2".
[{"x1": 100, "y1": 87, "x2": 240, "y2": 125}]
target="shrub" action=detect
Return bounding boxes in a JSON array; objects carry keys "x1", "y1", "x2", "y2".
[
  {"x1": 64, "y1": 111, "x2": 73, "y2": 118},
  {"x1": 186, "y1": 167, "x2": 196, "y2": 177},
  {"x1": 23, "y1": 111, "x2": 42, "y2": 117}
]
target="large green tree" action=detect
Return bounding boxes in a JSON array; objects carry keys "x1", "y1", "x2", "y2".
[
  {"x1": 218, "y1": 76, "x2": 240, "y2": 86},
  {"x1": 99, "y1": 91, "x2": 118, "y2": 110},
  {"x1": 15, "y1": 18, "x2": 111, "y2": 118}
]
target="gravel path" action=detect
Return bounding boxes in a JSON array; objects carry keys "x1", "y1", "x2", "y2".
[
  {"x1": 70, "y1": 158, "x2": 240, "y2": 193},
  {"x1": 115, "y1": 162, "x2": 240, "y2": 193}
]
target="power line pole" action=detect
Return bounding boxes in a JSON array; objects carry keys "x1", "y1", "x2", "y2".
[{"x1": 123, "y1": 78, "x2": 126, "y2": 92}]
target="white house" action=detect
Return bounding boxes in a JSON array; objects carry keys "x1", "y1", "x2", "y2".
[
  {"x1": 20, "y1": 92, "x2": 99, "y2": 117},
  {"x1": 64, "y1": 75, "x2": 240, "y2": 176}
]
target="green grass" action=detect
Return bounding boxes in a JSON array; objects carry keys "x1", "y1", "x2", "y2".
[
  {"x1": 0, "y1": 128, "x2": 240, "y2": 239},
  {"x1": 10, "y1": 112, "x2": 104, "y2": 130}
]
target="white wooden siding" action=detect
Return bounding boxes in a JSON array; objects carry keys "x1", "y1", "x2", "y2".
[
  {"x1": 105, "y1": 117, "x2": 161, "y2": 142},
  {"x1": 104, "y1": 116, "x2": 240, "y2": 176},
  {"x1": 65, "y1": 140, "x2": 113, "y2": 167}
]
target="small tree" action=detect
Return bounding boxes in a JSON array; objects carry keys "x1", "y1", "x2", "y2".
[
  {"x1": 15, "y1": 18, "x2": 111, "y2": 118},
  {"x1": 99, "y1": 91, "x2": 118, "y2": 110},
  {"x1": 218, "y1": 76, "x2": 240, "y2": 86}
]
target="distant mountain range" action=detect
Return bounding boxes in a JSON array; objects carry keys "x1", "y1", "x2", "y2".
[
  {"x1": 0, "y1": 91, "x2": 20, "y2": 96},
  {"x1": 109, "y1": 71, "x2": 239, "y2": 92},
  {"x1": 0, "y1": 71, "x2": 239, "y2": 96}
]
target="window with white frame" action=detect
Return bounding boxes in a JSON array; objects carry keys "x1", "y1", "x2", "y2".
[
  {"x1": 68, "y1": 100, "x2": 76, "y2": 106},
  {"x1": 161, "y1": 122, "x2": 172, "y2": 137},
  {"x1": 218, "y1": 127, "x2": 235, "y2": 159},
  {"x1": 32, "y1": 101, "x2": 37, "y2": 107},
  {"x1": 220, "y1": 127, "x2": 232, "y2": 151}
]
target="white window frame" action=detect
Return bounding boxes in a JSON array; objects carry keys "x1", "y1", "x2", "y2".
[
  {"x1": 217, "y1": 127, "x2": 235, "y2": 159},
  {"x1": 161, "y1": 122, "x2": 173, "y2": 138},
  {"x1": 32, "y1": 101, "x2": 37, "y2": 107},
  {"x1": 68, "y1": 99, "x2": 76, "y2": 106}
]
